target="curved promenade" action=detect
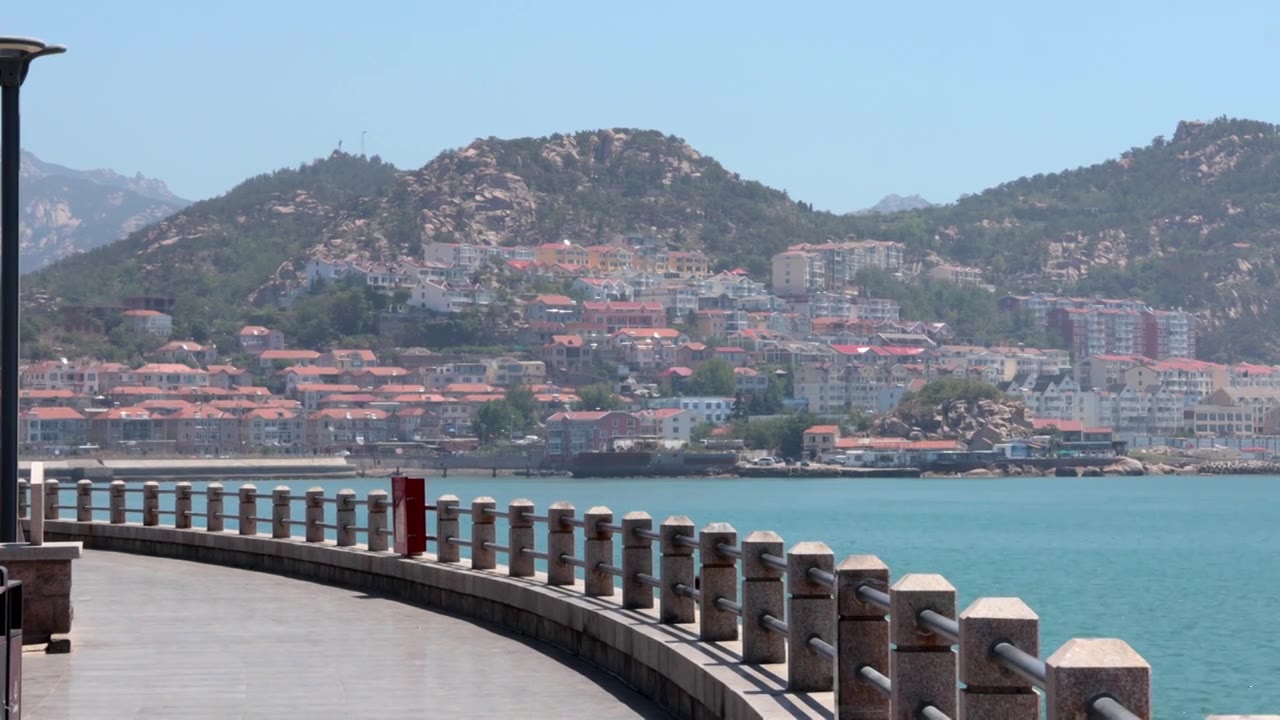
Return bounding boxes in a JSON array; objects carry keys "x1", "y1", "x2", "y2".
[{"x1": 24, "y1": 549, "x2": 666, "y2": 719}]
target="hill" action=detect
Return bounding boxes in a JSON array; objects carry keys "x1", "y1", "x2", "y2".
[
  {"x1": 25, "y1": 118, "x2": 1280, "y2": 361},
  {"x1": 857, "y1": 193, "x2": 935, "y2": 214},
  {"x1": 15, "y1": 152, "x2": 189, "y2": 272}
]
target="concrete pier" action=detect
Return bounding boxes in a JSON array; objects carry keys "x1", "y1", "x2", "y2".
[{"x1": 23, "y1": 550, "x2": 664, "y2": 719}]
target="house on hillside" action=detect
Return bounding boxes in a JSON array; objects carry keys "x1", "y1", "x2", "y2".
[
  {"x1": 238, "y1": 326, "x2": 286, "y2": 355},
  {"x1": 122, "y1": 310, "x2": 172, "y2": 338}
]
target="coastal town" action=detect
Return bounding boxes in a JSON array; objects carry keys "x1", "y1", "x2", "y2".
[{"x1": 18, "y1": 234, "x2": 1274, "y2": 473}]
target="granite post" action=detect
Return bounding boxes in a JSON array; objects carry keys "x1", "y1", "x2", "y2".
[
  {"x1": 206, "y1": 482, "x2": 224, "y2": 532},
  {"x1": 28, "y1": 476, "x2": 43, "y2": 545},
  {"x1": 335, "y1": 488, "x2": 357, "y2": 547},
  {"x1": 787, "y1": 541, "x2": 835, "y2": 692},
  {"x1": 742, "y1": 530, "x2": 786, "y2": 664},
  {"x1": 43, "y1": 476, "x2": 58, "y2": 520},
  {"x1": 436, "y1": 495, "x2": 460, "y2": 563},
  {"x1": 470, "y1": 496, "x2": 497, "y2": 570},
  {"x1": 659, "y1": 516, "x2": 696, "y2": 624},
  {"x1": 890, "y1": 574, "x2": 958, "y2": 720},
  {"x1": 546, "y1": 501, "x2": 576, "y2": 586},
  {"x1": 621, "y1": 511, "x2": 654, "y2": 609},
  {"x1": 583, "y1": 506, "x2": 614, "y2": 597},
  {"x1": 305, "y1": 487, "x2": 324, "y2": 542},
  {"x1": 109, "y1": 480, "x2": 126, "y2": 525},
  {"x1": 1046, "y1": 638, "x2": 1150, "y2": 720},
  {"x1": 508, "y1": 499, "x2": 535, "y2": 577},
  {"x1": 142, "y1": 481, "x2": 160, "y2": 527},
  {"x1": 271, "y1": 486, "x2": 291, "y2": 539},
  {"x1": 174, "y1": 482, "x2": 192, "y2": 529},
  {"x1": 698, "y1": 522, "x2": 738, "y2": 642},
  {"x1": 238, "y1": 484, "x2": 257, "y2": 536},
  {"x1": 367, "y1": 489, "x2": 388, "y2": 552},
  {"x1": 836, "y1": 554, "x2": 891, "y2": 720},
  {"x1": 76, "y1": 479, "x2": 93, "y2": 523},
  {"x1": 958, "y1": 597, "x2": 1040, "y2": 720}
]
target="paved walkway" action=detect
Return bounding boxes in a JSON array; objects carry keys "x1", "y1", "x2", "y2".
[{"x1": 24, "y1": 550, "x2": 668, "y2": 719}]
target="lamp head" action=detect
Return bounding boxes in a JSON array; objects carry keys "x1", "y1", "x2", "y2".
[{"x1": 0, "y1": 37, "x2": 66, "y2": 87}]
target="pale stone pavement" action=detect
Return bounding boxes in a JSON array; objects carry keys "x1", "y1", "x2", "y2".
[{"x1": 24, "y1": 550, "x2": 669, "y2": 719}]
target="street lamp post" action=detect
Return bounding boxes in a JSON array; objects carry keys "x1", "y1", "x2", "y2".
[{"x1": 0, "y1": 38, "x2": 64, "y2": 543}]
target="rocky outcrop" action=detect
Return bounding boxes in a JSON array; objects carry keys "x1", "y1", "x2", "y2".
[
  {"x1": 875, "y1": 397, "x2": 1031, "y2": 446},
  {"x1": 15, "y1": 151, "x2": 188, "y2": 272}
]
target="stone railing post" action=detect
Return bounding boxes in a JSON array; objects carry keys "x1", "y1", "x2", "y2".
[
  {"x1": 142, "y1": 481, "x2": 160, "y2": 527},
  {"x1": 958, "y1": 597, "x2": 1039, "y2": 720},
  {"x1": 305, "y1": 487, "x2": 324, "y2": 542},
  {"x1": 659, "y1": 516, "x2": 696, "y2": 624},
  {"x1": 835, "y1": 555, "x2": 891, "y2": 720},
  {"x1": 336, "y1": 489, "x2": 357, "y2": 547},
  {"x1": 109, "y1": 480, "x2": 126, "y2": 524},
  {"x1": 367, "y1": 490, "x2": 388, "y2": 552},
  {"x1": 1046, "y1": 639, "x2": 1150, "y2": 720},
  {"x1": 890, "y1": 574, "x2": 958, "y2": 719},
  {"x1": 621, "y1": 511, "x2": 654, "y2": 609},
  {"x1": 174, "y1": 482, "x2": 192, "y2": 529},
  {"x1": 238, "y1": 484, "x2": 258, "y2": 536},
  {"x1": 742, "y1": 530, "x2": 785, "y2": 664},
  {"x1": 436, "y1": 495, "x2": 460, "y2": 562},
  {"x1": 44, "y1": 477, "x2": 60, "y2": 521},
  {"x1": 207, "y1": 482, "x2": 224, "y2": 532},
  {"x1": 29, "y1": 475, "x2": 44, "y2": 546},
  {"x1": 17, "y1": 479, "x2": 27, "y2": 519},
  {"x1": 271, "y1": 486, "x2": 291, "y2": 539},
  {"x1": 787, "y1": 542, "x2": 835, "y2": 692},
  {"x1": 470, "y1": 497, "x2": 497, "y2": 570},
  {"x1": 508, "y1": 499, "x2": 535, "y2": 577},
  {"x1": 77, "y1": 479, "x2": 94, "y2": 522},
  {"x1": 698, "y1": 522, "x2": 738, "y2": 642},
  {"x1": 583, "y1": 506, "x2": 614, "y2": 597},
  {"x1": 546, "y1": 502, "x2": 576, "y2": 586}
]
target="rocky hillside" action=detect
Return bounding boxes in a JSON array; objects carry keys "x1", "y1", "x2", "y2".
[
  {"x1": 14, "y1": 152, "x2": 189, "y2": 272},
  {"x1": 857, "y1": 193, "x2": 934, "y2": 214},
  {"x1": 850, "y1": 117, "x2": 1280, "y2": 360},
  {"x1": 26, "y1": 118, "x2": 1280, "y2": 361}
]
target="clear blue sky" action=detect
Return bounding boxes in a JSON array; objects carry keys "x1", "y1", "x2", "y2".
[{"x1": 9, "y1": 1, "x2": 1280, "y2": 211}]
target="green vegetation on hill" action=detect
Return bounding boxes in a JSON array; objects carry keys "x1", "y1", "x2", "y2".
[{"x1": 26, "y1": 119, "x2": 1280, "y2": 361}]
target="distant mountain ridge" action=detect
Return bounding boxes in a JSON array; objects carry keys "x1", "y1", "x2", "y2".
[
  {"x1": 14, "y1": 151, "x2": 189, "y2": 272},
  {"x1": 857, "y1": 193, "x2": 934, "y2": 214}
]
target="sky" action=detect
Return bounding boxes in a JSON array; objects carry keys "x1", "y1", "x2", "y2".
[{"x1": 8, "y1": 1, "x2": 1280, "y2": 212}]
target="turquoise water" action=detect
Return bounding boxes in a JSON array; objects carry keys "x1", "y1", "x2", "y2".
[{"x1": 68, "y1": 474, "x2": 1279, "y2": 717}]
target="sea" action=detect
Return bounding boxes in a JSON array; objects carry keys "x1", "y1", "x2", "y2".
[{"x1": 90, "y1": 473, "x2": 1280, "y2": 717}]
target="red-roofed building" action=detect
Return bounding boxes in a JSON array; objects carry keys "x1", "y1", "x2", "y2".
[
  {"x1": 282, "y1": 367, "x2": 343, "y2": 393},
  {"x1": 135, "y1": 363, "x2": 211, "y2": 391},
  {"x1": 206, "y1": 365, "x2": 251, "y2": 390},
  {"x1": 153, "y1": 340, "x2": 218, "y2": 366},
  {"x1": 307, "y1": 408, "x2": 392, "y2": 449},
  {"x1": 803, "y1": 425, "x2": 842, "y2": 458},
  {"x1": 18, "y1": 389, "x2": 79, "y2": 410},
  {"x1": 122, "y1": 309, "x2": 172, "y2": 337},
  {"x1": 543, "y1": 335, "x2": 594, "y2": 373},
  {"x1": 90, "y1": 407, "x2": 168, "y2": 449},
  {"x1": 169, "y1": 405, "x2": 241, "y2": 454},
  {"x1": 525, "y1": 295, "x2": 581, "y2": 324},
  {"x1": 258, "y1": 349, "x2": 322, "y2": 369},
  {"x1": 238, "y1": 325, "x2": 286, "y2": 355},
  {"x1": 636, "y1": 408, "x2": 692, "y2": 443},
  {"x1": 580, "y1": 301, "x2": 664, "y2": 333},
  {"x1": 321, "y1": 349, "x2": 379, "y2": 371},
  {"x1": 713, "y1": 347, "x2": 749, "y2": 367},
  {"x1": 242, "y1": 407, "x2": 304, "y2": 448},
  {"x1": 544, "y1": 410, "x2": 640, "y2": 460},
  {"x1": 20, "y1": 407, "x2": 88, "y2": 449},
  {"x1": 291, "y1": 383, "x2": 362, "y2": 410}
]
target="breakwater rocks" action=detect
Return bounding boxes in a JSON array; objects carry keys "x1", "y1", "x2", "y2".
[{"x1": 1198, "y1": 460, "x2": 1280, "y2": 475}]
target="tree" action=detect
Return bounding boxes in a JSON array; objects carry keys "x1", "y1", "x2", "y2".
[
  {"x1": 685, "y1": 359, "x2": 736, "y2": 396},
  {"x1": 572, "y1": 383, "x2": 623, "y2": 411},
  {"x1": 473, "y1": 400, "x2": 517, "y2": 445},
  {"x1": 504, "y1": 385, "x2": 538, "y2": 432}
]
